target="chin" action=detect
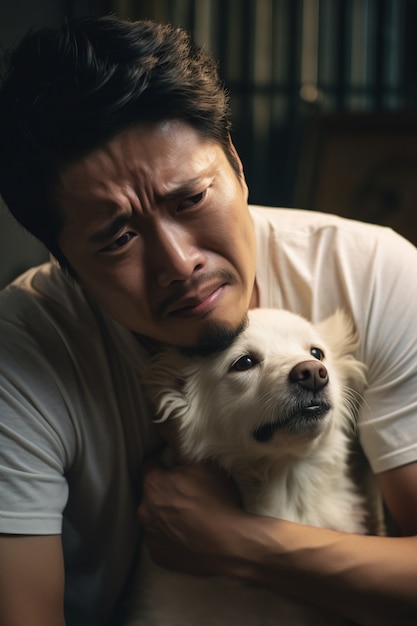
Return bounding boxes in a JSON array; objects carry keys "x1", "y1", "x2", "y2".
[{"x1": 176, "y1": 314, "x2": 249, "y2": 357}]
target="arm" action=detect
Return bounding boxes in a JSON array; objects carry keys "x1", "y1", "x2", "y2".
[
  {"x1": 0, "y1": 534, "x2": 66, "y2": 626},
  {"x1": 138, "y1": 459, "x2": 417, "y2": 626}
]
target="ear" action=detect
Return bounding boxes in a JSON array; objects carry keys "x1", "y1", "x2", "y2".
[
  {"x1": 141, "y1": 351, "x2": 190, "y2": 424},
  {"x1": 316, "y1": 309, "x2": 367, "y2": 393},
  {"x1": 316, "y1": 309, "x2": 359, "y2": 359}
]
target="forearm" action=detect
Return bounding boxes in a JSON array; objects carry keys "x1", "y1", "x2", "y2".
[
  {"x1": 227, "y1": 513, "x2": 417, "y2": 626},
  {"x1": 0, "y1": 535, "x2": 66, "y2": 626},
  {"x1": 139, "y1": 460, "x2": 417, "y2": 624}
]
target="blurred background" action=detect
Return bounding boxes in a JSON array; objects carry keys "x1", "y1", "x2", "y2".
[{"x1": 1, "y1": 0, "x2": 416, "y2": 287}]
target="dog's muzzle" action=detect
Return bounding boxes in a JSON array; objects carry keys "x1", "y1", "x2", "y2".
[
  {"x1": 253, "y1": 401, "x2": 331, "y2": 443},
  {"x1": 253, "y1": 360, "x2": 332, "y2": 443}
]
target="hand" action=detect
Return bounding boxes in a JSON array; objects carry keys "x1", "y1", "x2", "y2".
[{"x1": 138, "y1": 457, "x2": 243, "y2": 576}]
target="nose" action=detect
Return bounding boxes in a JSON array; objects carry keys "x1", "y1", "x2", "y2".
[
  {"x1": 149, "y1": 222, "x2": 205, "y2": 287},
  {"x1": 289, "y1": 360, "x2": 329, "y2": 392}
]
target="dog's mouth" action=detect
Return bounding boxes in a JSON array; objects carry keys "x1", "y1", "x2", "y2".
[{"x1": 253, "y1": 401, "x2": 332, "y2": 443}]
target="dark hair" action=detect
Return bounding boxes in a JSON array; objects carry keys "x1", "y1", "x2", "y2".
[{"x1": 0, "y1": 16, "x2": 236, "y2": 264}]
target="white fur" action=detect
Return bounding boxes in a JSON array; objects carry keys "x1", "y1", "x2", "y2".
[{"x1": 128, "y1": 309, "x2": 368, "y2": 626}]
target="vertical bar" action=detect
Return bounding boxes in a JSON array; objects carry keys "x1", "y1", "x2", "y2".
[
  {"x1": 287, "y1": 0, "x2": 300, "y2": 109},
  {"x1": 318, "y1": 0, "x2": 338, "y2": 110},
  {"x1": 373, "y1": 0, "x2": 385, "y2": 110},
  {"x1": 271, "y1": 0, "x2": 289, "y2": 123},
  {"x1": 228, "y1": 0, "x2": 256, "y2": 199},
  {"x1": 252, "y1": 0, "x2": 273, "y2": 195},
  {"x1": 170, "y1": 0, "x2": 192, "y2": 29},
  {"x1": 335, "y1": 0, "x2": 348, "y2": 109},
  {"x1": 350, "y1": 0, "x2": 370, "y2": 110},
  {"x1": 383, "y1": 0, "x2": 404, "y2": 109},
  {"x1": 403, "y1": 0, "x2": 417, "y2": 108},
  {"x1": 300, "y1": 0, "x2": 320, "y2": 103},
  {"x1": 216, "y1": 0, "x2": 232, "y2": 79},
  {"x1": 193, "y1": 0, "x2": 213, "y2": 51}
]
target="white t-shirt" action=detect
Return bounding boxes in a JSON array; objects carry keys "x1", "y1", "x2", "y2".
[
  {"x1": 252, "y1": 206, "x2": 417, "y2": 473},
  {"x1": 0, "y1": 262, "x2": 160, "y2": 624},
  {"x1": 1, "y1": 206, "x2": 417, "y2": 624}
]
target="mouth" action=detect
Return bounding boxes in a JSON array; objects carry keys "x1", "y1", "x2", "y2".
[
  {"x1": 164, "y1": 284, "x2": 227, "y2": 318},
  {"x1": 253, "y1": 402, "x2": 332, "y2": 443},
  {"x1": 158, "y1": 269, "x2": 238, "y2": 319}
]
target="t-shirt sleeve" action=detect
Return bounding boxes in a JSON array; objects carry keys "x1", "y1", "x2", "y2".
[
  {"x1": 0, "y1": 301, "x2": 76, "y2": 534},
  {"x1": 356, "y1": 227, "x2": 417, "y2": 474}
]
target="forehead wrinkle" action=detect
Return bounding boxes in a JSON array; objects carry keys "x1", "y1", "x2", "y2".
[
  {"x1": 131, "y1": 164, "x2": 158, "y2": 216},
  {"x1": 154, "y1": 157, "x2": 218, "y2": 202}
]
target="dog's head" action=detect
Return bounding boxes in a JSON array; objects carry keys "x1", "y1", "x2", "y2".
[{"x1": 143, "y1": 309, "x2": 367, "y2": 467}]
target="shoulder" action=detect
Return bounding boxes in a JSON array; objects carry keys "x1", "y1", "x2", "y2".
[
  {"x1": 1, "y1": 261, "x2": 87, "y2": 326},
  {"x1": 0, "y1": 261, "x2": 132, "y2": 352},
  {"x1": 249, "y1": 204, "x2": 417, "y2": 285},
  {"x1": 0, "y1": 262, "x2": 146, "y2": 398},
  {"x1": 0, "y1": 263, "x2": 97, "y2": 368},
  {"x1": 249, "y1": 204, "x2": 409, "y2": 241}
]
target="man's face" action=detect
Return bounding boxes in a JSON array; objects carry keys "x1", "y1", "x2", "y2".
[{"x1": 56, "y1": 120, "x2": 258, "y2": 350}]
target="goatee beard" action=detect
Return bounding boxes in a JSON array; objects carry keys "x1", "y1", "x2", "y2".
[{"x1": 178, "y1": 314, "x2": 248, "y2": 357}]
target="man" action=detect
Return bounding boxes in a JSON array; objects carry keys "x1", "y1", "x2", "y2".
[{"x1": 0, "y1": 16, "x2": 416, "y2": 626}]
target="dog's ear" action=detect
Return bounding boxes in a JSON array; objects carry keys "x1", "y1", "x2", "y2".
[
  {"x1": 315, "y1": 309, "x2": 358, "y2": 358},
  {"x1": 315, "y1": 309, "x2": 367, "y2": 393},
  {"x1": 141, "y1": 351, "x2": 190, "y2": 424}
]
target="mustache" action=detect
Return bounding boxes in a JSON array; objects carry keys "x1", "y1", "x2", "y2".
[{"x1": 156, "y1": 268, "x2": 237, "y2": 317}]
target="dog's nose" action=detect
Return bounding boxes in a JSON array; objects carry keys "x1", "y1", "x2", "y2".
[{"x1": 289, "y1": 360, "x2": 329, "y2": 391}]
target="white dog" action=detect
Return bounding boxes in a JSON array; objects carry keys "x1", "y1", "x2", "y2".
[{"x1": 129, "y1": 308, "x2": 371, "y2": 626}]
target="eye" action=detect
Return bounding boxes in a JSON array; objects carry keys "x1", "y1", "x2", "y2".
[
  {"x1": 311, "y1": 347, "x2": 324, "y2": 361},
  {"x1": 230, "y1": 355, "x2": 259, "y2": 372},
  {"x1": 102, "y1": 231, "x2": 136, "y2": 252},
  {"x1": 177, "y1": 190, "x2": 206, "y2": 212}
]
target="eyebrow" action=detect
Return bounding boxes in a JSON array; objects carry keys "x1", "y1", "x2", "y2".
[
  {"x1": 88, "y1": 213, "x2": 131, "y2": 245},
  {"x1": 87, "y1": 174, "x2": 212, "y2": 245},
  {"x1": 161, "y1": 176, "x2": 204, "y2": 200}
]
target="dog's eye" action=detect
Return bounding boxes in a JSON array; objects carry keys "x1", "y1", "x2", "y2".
[
  {"x1": 230, "y1": 355, "x2": 259, "y2": 371},
  {"x1": 311, "y1": 347, "x2": 324, "y2": 361}
]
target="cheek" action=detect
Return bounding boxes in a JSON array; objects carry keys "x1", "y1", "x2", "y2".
[
  {"x1": 79, "y1": 260, "x2": 150, "y2": 322},
  {"x1": 210, "y1": 207, "x2": 255, "y2": 263}
]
